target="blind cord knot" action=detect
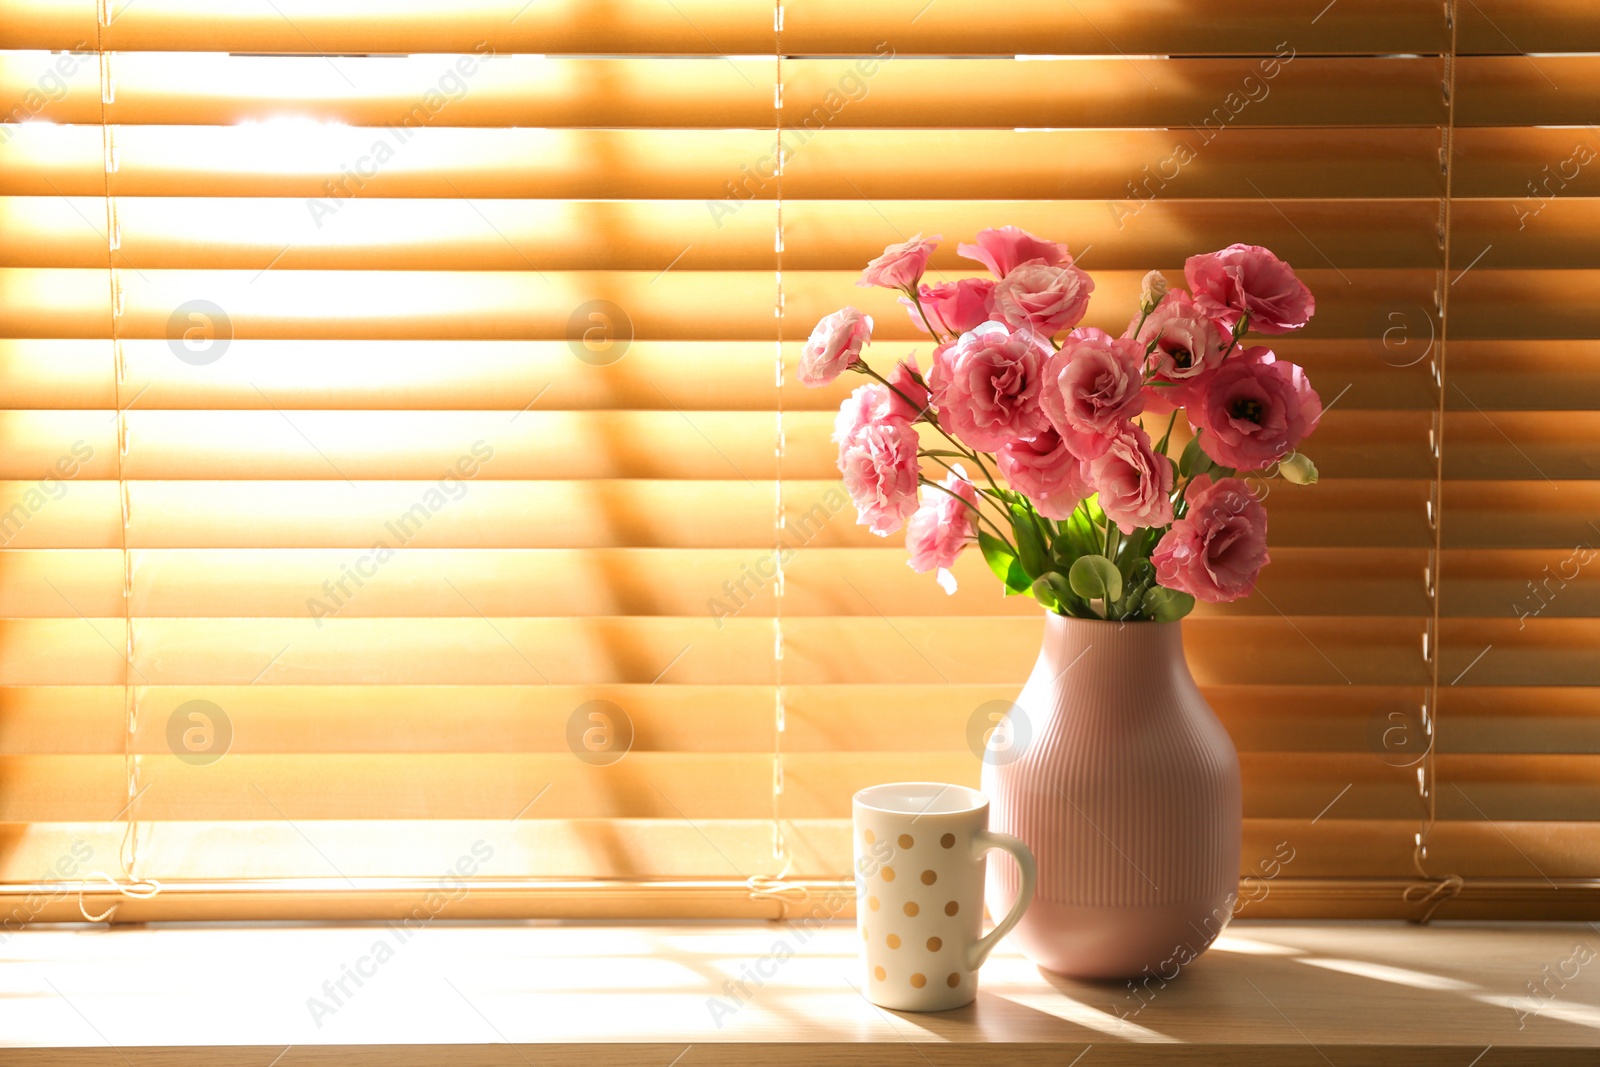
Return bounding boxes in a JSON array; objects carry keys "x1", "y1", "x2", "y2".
[
  {"x1": 746, "y1": 852, "x2": 808, "y2": 919},
  {"x1": 1403, "y1": 874, "x2": 1465, "y2": 924},
  {"x1": 77, "y1": 871, "x2": 163, "y2": 924}
]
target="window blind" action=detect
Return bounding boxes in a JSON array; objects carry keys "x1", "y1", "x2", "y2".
[{"x1": 0, "y1": 0, "x2": 1592, "y2": 922}]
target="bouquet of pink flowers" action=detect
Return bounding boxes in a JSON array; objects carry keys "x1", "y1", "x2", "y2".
[{"x1": 801, "y1": 227, "x2": 1322, "y2": 622}]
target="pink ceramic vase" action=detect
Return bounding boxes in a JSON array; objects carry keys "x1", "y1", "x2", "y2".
[{"x1": 981, "y1": 613, "x2": 1241, "y2": 980}]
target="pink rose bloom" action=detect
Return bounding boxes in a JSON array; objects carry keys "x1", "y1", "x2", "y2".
[
  {"x1": 902, "y1": 277, "x2": 995, "y2": 335},
  {"x1": 835, "y1": 396, "x2": 921, "y2": 538},
  {"x1": 1087, "y1": 424, "x2": 1174, "y2": 534},
  {"x1": 858, "y1": 232, "x2": 940, "y2": 291},
  {"x1": 906, "y1": 469, "x2": 978, "y2": 594},
  {"x1": 1184, "y1": 243, "x2": 1315, "y2": 335},
  {"x1": 998, "y1": 428, "x2": 1092, "y2": 520},
  {"x1": 958, "y1": 226, "x2": 1073, "y2": 279},
  {"x1": 992, "y1": 261, "x2": 1095, "y2": 339},
  {"x1": 1040, "y1": 331, "x2": 1147, "y2": 461},
  {"x1": 1153, "y1": 474, "x2": 1270, "y2": 603},
  {"x1": 885, "y1": 355, "x2": 930, "y2": 422},
  {"x1": 927, "y1": 322, "x2": 1052, "y2": 451},
  {"x1": 799, "y1": 306, "x2": 872, "y2": 387},
  {"x1": 1193, "y1": 347, "x2": 1322, "y2": 471}
]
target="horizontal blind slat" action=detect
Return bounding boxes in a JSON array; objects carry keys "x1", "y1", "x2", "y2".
[
  {"x1": 0, "y1": 338, "x2": 1442, "y2": 413},
  {"x1": 0, "y1": 478, "x2": 1433, "y2": 549},
  {"x1": 0, "y1": 751, "x2": 1424, "y2": 821},
  {"x1": 0, "y1": 682, "x2": 1444, "y2": 756},
  {"x1": 0, "y1": 52, "x2": 1443, "y2": 128},
  {"x1": 0, "y1": 0, "x2": 1455, "y2": 56},
  {"x1": 0, "y1": 409, "x2": 1443, "y2": 481},
  {"x1": 0, "y1": 616, "x2": 1427, "y2": 686},
  {"x1": 0, "y1": 124, "x2": 1451, "y2": 200},
  {"x1": 22, "y1": 818, "x2": 1570, "y2": 884},
  {"x1": 0, "y1": 547, "x2": 1435, "y2": 619},
  {"x1": 6, "y1": 52, "x2": 1591, "y2": 128},
  {"x1": 0, "y1": 268, "x2": 1441, "y2": 341},
  {"x1": 0, "y1": 197, "x2": 1447, "y2": 272}
]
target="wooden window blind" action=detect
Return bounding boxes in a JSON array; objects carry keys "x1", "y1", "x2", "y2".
[{"x1": 0, "y1": 0, "x2": 1593, "y2": 922}]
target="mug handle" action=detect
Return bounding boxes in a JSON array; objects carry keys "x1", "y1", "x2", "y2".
[{"x1": 966, "y1": 830, "x2": 1037, "y2": 972}]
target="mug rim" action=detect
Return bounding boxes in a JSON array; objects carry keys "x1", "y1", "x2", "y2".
[{"x1": 852, "y1": 781, "x2": 988, "y2": 817}]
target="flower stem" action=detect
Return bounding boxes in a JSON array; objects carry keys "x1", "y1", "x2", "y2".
[
  {"x1": 1023, "y1": 499, "x2": 1055, "y2": 561},
  {"x1": 859, "y1": 362, "x2": 931, "y2": 423},
  {"x1": 854, "y1": 367, "x2": 1020, "y2": 534},
  {"x1": 921, "y1": 452, "x2": 1013, "y2": 522},
  {"x1": 903, "y1": 287, "x2": 949, "y2": 345},
  {"x1": 1154, "y1": 409, "x2": 1179, "y2": 455},
  {"x1": 1131, "y1": 304, "x2": 1155, "y2": 339},
  {"x1": 1219, "y1": 311, "x2": 1251, "y2": 361}
]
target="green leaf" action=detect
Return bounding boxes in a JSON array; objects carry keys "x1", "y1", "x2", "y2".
[
  {"x1": 978, "y1": 530, "x2": 1013, "y2": 581},
  {"x1": 1189, "y1": 434, "x2": 1237, "y2": 481},
  {"x1": 1117, "y1": 548, "x2": 1150, "y2": 586},
  {"x1": 1062, "y1": 500, "x2": 1100, "y2": 559},
  {"x1": 1029, "y1": 576, "x2": 1060, "y2": 610},
  {"x1": 1142, "y1": 586, "x2": 1196, "y2": 622},
  {"x1": 1179, "y1": 432, "x2": 1203, "y2": 478},
  {"x1": 1068, "y1": 554, "x2": 1123, "y2": 603},
  {"x1": 1008, "y1": 503, "x2": 1049, "y2": 579},
  {"x1": 978, "y1": 531, "x2": 1032, "y2": 594}
]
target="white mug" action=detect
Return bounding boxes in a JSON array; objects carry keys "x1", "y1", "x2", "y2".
[{"x1": 853, "y1": 782, "x2": 1037, "y2": 1011}]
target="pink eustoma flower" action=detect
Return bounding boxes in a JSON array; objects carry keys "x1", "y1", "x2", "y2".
[
  {"x1": 958, "y1": 226, "x2": 1074, "y2": 279},
  {"x1": 998, "y1": 428, "x2": 1092, "y2": 520},
  {"x1": 927, "y1": 322, "x2": 1052, "y2": 451},
  {"x1": 835, "y1": 392, "x2": 922, "y2": 537},
  {"x1": 1087, "y1": 424, "x2": 1174, "y2": 534},
  {"x1": 992, "y1": 261, "x2": 1095, "y2": 339},
  {"x1": 1125, "y1": 290, "x2": 1229, "y2": 411},
  {"x1": 885, "y1": 354, "x2": 931, "y2": 422},
  {"x1": 832, "y1": 382, "x2": 894, "y2": 443},
  {"x1": 1193, "y1": 347, "x2": 1322, "y2": 472},
  {"x1": 906, "y1": 469, "x2": 979, "y2": 594},
  {"x1": 902, "y1": 277, "x2": 995, "y2": 335},
  {"x1": 1184, "y1": 243, "x2": 1315, "y2": 336},
  {"x1": 799, "y1": 307, "x2": 872, "y2": 387},
  {"x1": 858, "y1": 233, "x2": 940, "y2": 291},
  {"x1": 1153, "y1": 474, "x2": 1271, "y2": 603},
  {"x1": 1040, "y1": 331, "x2": 1147, "y2": 461}
]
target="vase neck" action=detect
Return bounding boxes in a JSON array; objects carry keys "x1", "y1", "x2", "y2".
[{"x1": 1034, "y1": 613, "x2": 1192, "y2": 691}]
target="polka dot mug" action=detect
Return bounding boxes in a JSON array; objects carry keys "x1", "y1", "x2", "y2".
[{"x1": 853, "y1": 782, "x2": 1037, "y2": 1011}]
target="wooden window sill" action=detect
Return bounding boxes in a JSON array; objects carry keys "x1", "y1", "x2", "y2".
[{"x1": 4, "y1": 920, "x2": 1596, "y2": 1064}]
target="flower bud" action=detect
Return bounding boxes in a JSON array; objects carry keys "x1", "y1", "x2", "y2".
[
  {"x1": 1279, "y1": 452, "x2": 1318, "y2": 485},
  {"x1": 1139, "y1": 270, "x2": 1169, "y2": 312}
]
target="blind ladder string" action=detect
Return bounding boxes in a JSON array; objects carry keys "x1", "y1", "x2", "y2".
[
  {"x1": 80, "y1": 0, "x2": 161, "y2": 923},
  {"x1": 746, "y1": 0, "x2": 806, "y2": 914},
  {"x1": 1405, "y1": 0, "x2": 1465, "y2": 922}
]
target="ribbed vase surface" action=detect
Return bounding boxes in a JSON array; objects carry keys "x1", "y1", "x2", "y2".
[{"x1": 981, "y1": 613, "x2": 1242, "y2": 979}]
